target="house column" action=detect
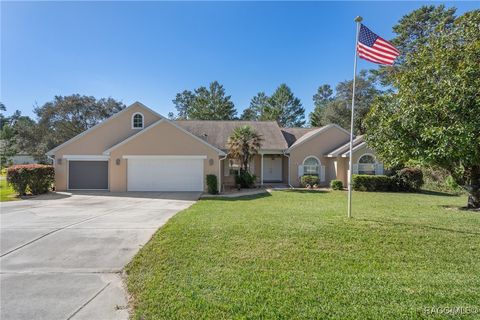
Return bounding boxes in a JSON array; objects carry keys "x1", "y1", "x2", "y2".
[{"x1": 260, "y1": 153, "x2": 264, "y2": 186}]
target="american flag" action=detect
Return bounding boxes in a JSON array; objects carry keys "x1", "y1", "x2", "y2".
[{"x1": 357, "y1": 24, "x2": 399, "y2": 65}]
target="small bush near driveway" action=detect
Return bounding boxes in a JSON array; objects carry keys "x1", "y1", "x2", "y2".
[{"x1": 6, "y1": 164, "x2": 54, "y2": 195}]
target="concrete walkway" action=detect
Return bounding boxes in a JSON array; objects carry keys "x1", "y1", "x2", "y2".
[{"x1": 0, "y1": 191, "x2": 199, "y2": 320}]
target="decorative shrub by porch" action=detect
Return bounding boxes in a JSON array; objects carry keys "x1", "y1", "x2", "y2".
[
  {"x1": 235, "y1": 170, "x2": 256, "y2": 188},
  {"x1": 395, "y1": 167, "x2": 424, "y2": 192},
  {"x1": 330, "y1": 180, "x2": 343, "y2": 190},
  {"x1": 6, "y1": 164, "x2": 54, "y2": 195},
  {"x1": 206, "y1": 174, "x2": 218, "y2": 194},
  {"x1": 352, "y1": 175, "x2": 393, "y2": 192},
  {"x1": 301, "y1": 175, "x2": 319, "y2": 187}
]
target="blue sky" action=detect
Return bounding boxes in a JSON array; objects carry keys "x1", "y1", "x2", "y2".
[{"x1": 1, "y1": 1, "x2": 478, "y2": 119}]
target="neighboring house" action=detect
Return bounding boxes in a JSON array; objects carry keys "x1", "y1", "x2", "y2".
[
  {"x1": 0, "y1": 140, "x2": 38, "y2": 165},
  {"x1": 10, "y1": 154, "x2": 38, "y2": 165},
  {"x1": 46, "y1": 102, "x2": 384, "y2": 192}
]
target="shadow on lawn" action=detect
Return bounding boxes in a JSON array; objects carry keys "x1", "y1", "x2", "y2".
[
  {"x1": 419, "y1": 189, "x2": 460, "y2": 197},
  {"x1": 204, "y1": 192, "x2": 272, "y2": 201},
  {"x1": 282, "y1": 189, "x2": 330, "y2": 194},
  {"x1": 356, "y1": 218, "x2": 480, "y2": 235}
]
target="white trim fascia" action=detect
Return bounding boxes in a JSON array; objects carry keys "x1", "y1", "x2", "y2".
[
  {"x1": 259, "y1": 149, "x2": 285, "y2": 155},
  {"x1": 340, "y1": 142, "x2": 367, "y2": 157},
  {"x1": 287, "y1": 124, "x2": 350, "y2": 152},
  {"x1": 103, "y1": 118, "x2": 226, "y2": 156},
  {"x1": 326, "y1": 135, "x2": 365, "y2": 157},
  {"x1": 46, "y1": 102, "x2": 164, "y2": 156},
  {"x1": 122, "y1": 155, "x2": 207, "y2": 160},
  {"x1": 63, "y1": 155, "x2": 110, "y2": 161}
]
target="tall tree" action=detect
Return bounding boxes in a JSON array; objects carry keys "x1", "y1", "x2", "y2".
[
  {"x1": 372, "y1": 5, "x2": 457, "y2": 86},
  {"x1": 266, "y1": 84, "x2": 305, "y2": 127},
  {"x1": 172, "y1": 81, "x2": 237, "y2": 120},
  {"x1": 309, "y1": 84, "x2": 333, "y2": 127},
  {"x1": 309, "y1": 71, "x2": 379, "y2": 133},
  {"x1": 240, "y1": 92, "x2": 269, "y2": 120},
  {"x1": 365, "y1": 10, "x2": 480, "y2": 208}
]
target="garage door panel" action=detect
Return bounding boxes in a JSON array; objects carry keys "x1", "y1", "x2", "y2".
[
  {"x1": 69, "y1": 161, "x2": 108, "y2": 190},
  {"x1": 127, "y1": 158, "x2": 204, "y2": 191}
]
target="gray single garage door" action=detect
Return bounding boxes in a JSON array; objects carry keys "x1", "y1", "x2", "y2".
[{"x1": 68, "y1": 161, "x2": 108, "y2": 190}]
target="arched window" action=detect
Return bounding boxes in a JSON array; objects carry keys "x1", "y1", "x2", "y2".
[
  {"x1": 132, "y1": 113, "x2": 144, "y2": 129},
  {"x1": 358, "y1": 154, "x2": 376, "y2": 174},
  {"x1": 303, "y1": 156, "x2": 320, "y2": 175},
  {"x1": 358, "y1": 154, "x2": 375, "y2": 164}
]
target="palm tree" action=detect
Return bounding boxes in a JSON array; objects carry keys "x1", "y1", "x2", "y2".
[{"x1": 227, "y1": 125, "x2": 263, "y2": 172}]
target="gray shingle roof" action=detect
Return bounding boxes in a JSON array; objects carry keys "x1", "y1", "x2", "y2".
[
  {"x1": 175, "y1": 120, "x2": 289, "y2": 151},
  {"x1": 280, "y1": 128, "x2": 317, "y2": 147},
  {"x1": 325, "y1": 135, "x2": 364, "y2": 157}
]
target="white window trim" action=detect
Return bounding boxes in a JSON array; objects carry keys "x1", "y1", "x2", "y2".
[
  {"x1": 63, "y1": 155, "x2": 110, "y2": 161},
  {"x1": 302, "y1": 155, "x2": 321, "y2": 176},
  {"x1": 131, "y1": 112, "x2": 144, "y2": 129},
  {"x1": 357, "y1": 153, "x2": 376, "y2": 164}
]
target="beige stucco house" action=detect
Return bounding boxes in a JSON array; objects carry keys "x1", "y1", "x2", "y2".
[{"x1": 47, "y1": 102, "x2": 384, "y2": 192}]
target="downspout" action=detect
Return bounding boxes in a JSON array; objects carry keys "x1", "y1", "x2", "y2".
[
  {"x1": 219, "y1": 154, "x2": 227, "y2": 193},
  {"x1": 47, "y1": 155, "x2": 55, "y2": 165},
  {"x1": 283, "y1": 150, "x2": 293, "y2": 188}
]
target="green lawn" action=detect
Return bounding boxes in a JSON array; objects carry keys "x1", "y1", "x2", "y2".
[
  {"x1": 126, "y1": 190, "x2": 480, "y2": 319},
  {"x1": 0, "y1": 176, "x2": 18, "y2": 202}
]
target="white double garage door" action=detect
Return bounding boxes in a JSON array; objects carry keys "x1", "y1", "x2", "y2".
[
  {"x1": 126, "y1": 156, "x2": 205, "y2": 192},
  {"x1": 68, "y1": 156, "x2": 205, "y2": 192}
]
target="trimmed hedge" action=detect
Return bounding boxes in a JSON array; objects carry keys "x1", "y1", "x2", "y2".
[
  {"x1": 352, "y1": 167, "x2": 424, "y2": 192},
  {"x1": 6, "y1": 164, "x2": 55, "y2": 195},
  {"x1": 301, "y1": 175, "x2": 319, "y2": 187},
  {"x1": 206, "y1": 174, "x2": 218, "y2": 195},
  {"x1": 352, "y1": 175, "x2": 392, "y2": 192},
  {"x1": 330, "y1": 179, "x2": 344, "y2": 190}
]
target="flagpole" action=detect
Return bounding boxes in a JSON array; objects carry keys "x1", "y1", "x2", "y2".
[{"x1": 348, "y1": 16, "x2": 362, "y2": 218}]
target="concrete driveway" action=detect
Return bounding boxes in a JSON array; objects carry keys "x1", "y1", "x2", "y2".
[{"x1": 0, "y1": 191, "x2": 200, "y2": 320}]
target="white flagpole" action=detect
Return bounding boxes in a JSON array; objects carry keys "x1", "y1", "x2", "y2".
[{"x1": 348, "y1": 16, "x2": 362, "y2": 218}]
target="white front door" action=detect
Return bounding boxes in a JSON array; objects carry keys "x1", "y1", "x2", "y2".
[
  {"x1": 127, "y1": 157, "x2": 204, "y2": 191},
  {"x1": 263, "y1": 156, "x2": 282, "y2": 182}
]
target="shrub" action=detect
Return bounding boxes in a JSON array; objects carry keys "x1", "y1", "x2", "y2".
[
  {"x1": 330, "y1": 180, "x2": 343, "y2": 190},
  {"x1": 206, "y1": 174, "x2": 218, "y2": 195},
  {"x1": 394, "y1": 167, "x2": 424, "y2": 192},
  {"x1": 6, "y1": 164, "x2": 54, "y2": 195},
  {"x1": 235, "y1": 170, "x2": 256, "y2": 188},
  {"x1": 301, "y1": 175, "x2": 319, "y2": 188},
  {"x1": 352, "y1": 174, "x2": 393, "y2": 192}
]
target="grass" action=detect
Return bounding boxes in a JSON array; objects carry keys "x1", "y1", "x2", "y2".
[
  {"x1": 126, "y1": 190, "x2": 480, "y2": 319},
  {"x1": 0, "y1": 176, "x2": 18, "y2": 202}
]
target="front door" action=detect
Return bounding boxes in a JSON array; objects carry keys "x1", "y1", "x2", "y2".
[{"x1": 263, "y1": 156, "x2": 282, "y2": 182}]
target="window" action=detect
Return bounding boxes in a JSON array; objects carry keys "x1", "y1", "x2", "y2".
[
  {"x1": 303, "y1": 156, "x2": 320, "y2": 175},
  {"x1": 228, "y1": 159, "x2": 240, "y2": 176},
  {"x1": 358, "y1": 154, "x2": 376, "y2": 175},
  {"x1": 132, "y1": 113, "x2": 144, "y2": 129}
]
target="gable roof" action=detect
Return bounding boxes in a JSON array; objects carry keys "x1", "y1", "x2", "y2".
[
  {"x1": 103, "y1": 118, "x2": 226, "y2": 155},
  {"x1": 46, "y1": 102, "x2": 163, "y2": 156},
  {"x1": 175, "y1": 120, "x2": 288, "y2": 151},
  {"x1": 286, "y1": 124, "x2": 350, "y2": 151},
  {"x1": 280, "y1": 127, "x2": 317, "y2": 147},
  {"x1": 325, "y1": 135, "x2": 364, "y2": 157}
]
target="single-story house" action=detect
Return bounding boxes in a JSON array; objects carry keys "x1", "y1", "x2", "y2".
[{"x1": 47, "y1": 102, "x2": 384, "y2": 192}]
